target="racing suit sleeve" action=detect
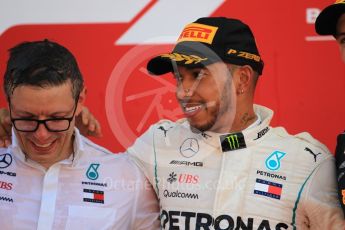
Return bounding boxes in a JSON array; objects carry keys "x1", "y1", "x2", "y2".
[
  {"x1": 127, "y1": 124, "x2": 156, "y2": 186},
  {"x1": 335, "y1": 132, "x2": 345, "y2": 217},
  {"x1": 301, "y1": 156, "x2": 345, "y2": 229},
  {"x1": 130, "y1": 158, "x2": 160, "y2": 230}
]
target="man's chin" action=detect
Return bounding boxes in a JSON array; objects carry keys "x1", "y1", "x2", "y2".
[{"x1": 189, "y1": 120, "x2": 215, "y2": 133}]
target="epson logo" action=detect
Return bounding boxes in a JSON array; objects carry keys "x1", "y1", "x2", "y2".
[
  {"x1": 170, "y1": 160, "x2": 203, "y2": 167},
  {"x1": 160, "y1": 210, "x2": 289, "y2": 230},
  {"x1": 254, "y1": 127, "x2": 269, "y2": 140}
]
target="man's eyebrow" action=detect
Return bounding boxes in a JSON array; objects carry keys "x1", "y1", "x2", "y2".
[
  {"x1": 12, "y1": 109, "x2": 72, "y2": 117},
  {"x1": 12, "y1": 110, "x2": 35, "y2": 117}
]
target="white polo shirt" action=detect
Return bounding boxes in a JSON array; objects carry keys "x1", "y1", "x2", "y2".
[{"x1": 0, "y1": 128, "x2": 159, "y2": 230}]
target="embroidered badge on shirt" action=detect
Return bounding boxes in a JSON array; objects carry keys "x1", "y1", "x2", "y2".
[
  {"x1": 0, "y1": 153, "x2": 12, "y2": 169},
  {"x1": 219, "y1": 132, "x2": 246, "y2": 152},
  {"x1": 254, "y1": 178, "x2": 283, "y2": 200},
  {"x1": 86, "y1": 163, "x2": 100, "y2": 180},
  {"x1": 265, "y1": 151, "x2": 286, "y2": 171},
  {"x1": 83, "y1": 189, "x2": 104, "y2": 204}
]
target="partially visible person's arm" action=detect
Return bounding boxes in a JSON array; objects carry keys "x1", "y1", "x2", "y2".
[
  {"x1": 0, "y1": 106, "x2": 103, "y2": 148},
  {"x1": 335, "y1": 131, "x2": 345, "y2": 217},
  {"x1": 0, "y1": 108, "x2": 11, "y2": 147},
  {"x1": 132, "y1": 177, "x2": 160, "y2": 229},
  {"x1": 303, "y1": 156, "x2": 345, "y2": 228}
]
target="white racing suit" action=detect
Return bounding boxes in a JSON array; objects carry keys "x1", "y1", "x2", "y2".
[
  {"x1": 128, "y1": 105, "x2": 345, "y2": 230},
  {"x1": 0, "y1": 128, "x2": 160, "y2": 230}
]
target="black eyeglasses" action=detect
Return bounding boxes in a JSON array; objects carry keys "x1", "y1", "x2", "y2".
[{"x1": 10, "y1": 99, "x2": 78, "y2": 132}]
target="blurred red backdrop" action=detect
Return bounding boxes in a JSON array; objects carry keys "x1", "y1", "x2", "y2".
[{"x1": 0, "y1": 0, "x2": 344, "y2": 152}]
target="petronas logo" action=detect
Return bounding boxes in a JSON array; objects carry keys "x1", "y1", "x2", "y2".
[{"x1": 86, "y1": 163, "x2": 100, "y2": 180}]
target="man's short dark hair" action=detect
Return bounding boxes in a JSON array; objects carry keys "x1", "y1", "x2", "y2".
[{"x1": 3, "y1": 39, "x2": 84, "y2": 101}]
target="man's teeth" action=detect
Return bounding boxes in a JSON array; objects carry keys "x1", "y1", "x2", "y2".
[
  {"x1": 35, "y1": 142, "x2": 52, "y2": 148},
  {"x1": 185, "y1": 105, "x2": 202, "y2": 113}
]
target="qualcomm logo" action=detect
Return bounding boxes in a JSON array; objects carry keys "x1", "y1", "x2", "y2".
[{"x1": 265, "y1": 151, "x2": 286, "y2": 171}]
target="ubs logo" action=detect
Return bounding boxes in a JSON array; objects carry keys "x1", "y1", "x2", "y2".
[
  {"x1": 180, "y1": 138, "x2": 199, "y2": 158},
  {"x1": 0, "y1": 181, "x2": 13, "y2": 190},
  {"x1": 167, "y1": 172, "x2": 199, "y2": 184}
]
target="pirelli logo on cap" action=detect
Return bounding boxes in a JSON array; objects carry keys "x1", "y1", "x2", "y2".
[
  {"x1": 335, "y1": 0, "x2": 345, "y2": 4},
  {"x1": 227, "y1": 49, "x2": 261, "y2": 62},
  {"x1": 177, "y1": 23, "x2": 218, "y2": 44}
]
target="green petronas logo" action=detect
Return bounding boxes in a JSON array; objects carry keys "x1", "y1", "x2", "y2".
[
  {"x1": 226, "y1": 135, "x2": 239, "y2": 150},
  {"x1": 86, "y1": 163, "x2": 100, "y2": 180}
]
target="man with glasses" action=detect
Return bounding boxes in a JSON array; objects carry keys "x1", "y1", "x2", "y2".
[
  {"x1": 315, "y1": 0, "x2": 345, "y2": 216},
  {"x1": 0, "y1": 40, "x2": 159, "y2": 229}
]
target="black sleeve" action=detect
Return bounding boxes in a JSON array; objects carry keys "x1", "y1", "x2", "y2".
[{"x1": 335, "y1": 131, "x2": 345, "y2": 218}]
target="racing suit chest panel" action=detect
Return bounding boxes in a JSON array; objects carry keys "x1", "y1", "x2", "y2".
[
  {"x1": 154, "y1": 134, "x2": 223, "y2": 210},
  {"x1": 156, "y1": 128, "x2": 328, "y2": 229},
  {"x1": 218, "y1": 132, "x2": 329, "y2": 228}
]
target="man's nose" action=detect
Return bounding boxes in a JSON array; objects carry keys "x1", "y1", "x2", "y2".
[
  {"x1": 175, "y1": 79, "x2": 196, "y2": 99},
  {"x1": 33, "y1": 123, "x2": 51, "y2": 140}
]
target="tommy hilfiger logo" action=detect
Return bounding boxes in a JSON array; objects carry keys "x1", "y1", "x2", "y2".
[
  {"x1": 254, "y1": 178, "x2": 283, "y2": 200},
  {"x1": 83, "y1": 189, "x2": 104, "y2": 204}
]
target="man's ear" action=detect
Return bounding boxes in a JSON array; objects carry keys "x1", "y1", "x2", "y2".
[
  {"x1": 235, "y1": 65, "x2": 254, "y2": 95},
  {"x1": 76, "y1": 87, "x2": 87, "y2": 116}
]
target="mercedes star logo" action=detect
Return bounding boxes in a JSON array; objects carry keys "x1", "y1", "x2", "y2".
[
  {"x1": 0, "y1": 153, "x2": 12, "y2": 169},
  {"x1": 180, "y1": 138, "x2": 199, "y2": 158}
]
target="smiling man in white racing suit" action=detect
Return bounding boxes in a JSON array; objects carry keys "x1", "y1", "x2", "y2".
[{"x1": 128, "y1": 17, "x2": 345, "y2": 229}]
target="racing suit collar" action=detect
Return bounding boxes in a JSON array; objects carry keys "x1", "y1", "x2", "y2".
[
  {"x1": 10, "y1": 127, "x2": 85, "y2": 169},
  {"x1": 199, "y1": 104, "x2": 273, "y2": 151}
]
